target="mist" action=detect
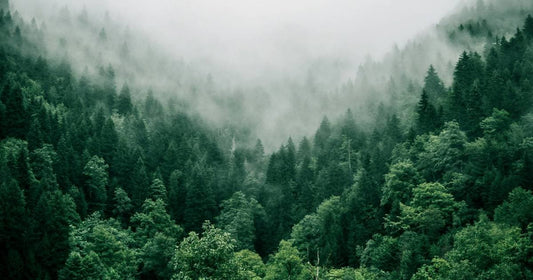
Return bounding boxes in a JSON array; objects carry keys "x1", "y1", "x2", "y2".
[
  {"x1": 31, "y1": 0, "x2": 461, "y2": 84},
  {"x1": 11, "y1": 0, "x2": 472, "y2": 149}
]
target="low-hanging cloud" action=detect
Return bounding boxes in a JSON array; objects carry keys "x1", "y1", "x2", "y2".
[
  {"x1": 12, "y1": 0, "x2": 466, "y2": 150},
  {"x1": 14, "y1": 0, "x2": 461, "y2": 84}
]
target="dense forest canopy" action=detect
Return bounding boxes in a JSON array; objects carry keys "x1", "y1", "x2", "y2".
[{"x1": 0, "y1": 0, "x2": 533, "y2": 279}]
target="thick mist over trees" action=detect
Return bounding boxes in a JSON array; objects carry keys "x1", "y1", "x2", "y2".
[
  {"x1": 10, "y1": 0, "x2": 466, "y2": 150},
  {"x1": 10, "y1": 0, "x2": 533, "y2": 150}
]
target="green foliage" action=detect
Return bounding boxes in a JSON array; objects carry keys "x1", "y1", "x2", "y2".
[
  {"x1": 416, "y1": 90, "x2": 440, "y2": 134},
  {"x1": 265, "y1": 240, "x2": 309, "y2": 280},
  {"x1": 59, "y1": 251, "x2": 107, "y2": 280},
  {"x1": 423, "y1": 65, "x2": 447, "y2": 106},
  {"x1": 413, "y1": 216, "x2": 532, "y2": 279},
  {"x1": 34, "y1": 190, "x2": 80, "y2": 278},
  {"x1": 171, "y1": 222, "x2": 246, "y2": 280},
  {"x1": 417, "y1": 121, "x2": 467, "y2": 181},
  {"x1": 30, "y1": 144, "x2": 59, "y2": 191},
  {"x1": 524, "y1": 14, "x2": 533, "y2": 37},
  {"x1": 183, "y1": 162, "x2": 216, "y2": 233},
  {"x1": 99, "y1": 118, "x2": 118, "y2": 164},
  {"x1": 480, "y1": 108, "x2": 511, "y2": 137},
  {"x1": 216, "y1": 191, "x2": 263, "y2": 251},
  {"x1": 130, "y1": 198, "x2": 183, "y2": 243},
  {"x1": 1, "y1": 5, "x2": 533, "y2": 279},
  {"x1": 148, "y1": 177, "x2": 167, "y2": 202},
  {"x1": 291, "y1": 214, "x2": 320, "y2": 261},
  {"x1": 234, "y1": 249, "x2": 266, "y2": 279},
  {"x1": 83, "y1": 155, "x2": 109, "y2": 211},
  {"x1": 360, "y1": 234, "x2": 399, "y2": 272},
  {"x1": 140, "y1": 232, "x2": 177, "y2": 279},
  {"x1": 112, "y1": 187, "x2": 132, "y2": 226},
  {"x1": 412, "y1": 257, "x2": 476, "y2": 280},
  {"x1": 0, "y1": 179, "x2": 27, "y2": 277},
  {"x1": 62, "y1": 213, "x2": 137, "y2": 279},
  {"x1": 116, "y1": 84, "x2": 132, "y2": 115},
  {"x1": 352, "y1": 267, "x2": 390, "y2": 280},
  {"x1": 324, "y1": 267, "x2": 357, "y2": 280},
  {"x1": 314, "y1": 116, "x2": 332, "y2": 153},
  {"x1": 168, "y1": 169, "x2": 186, "y2": 223},
  {"x1": 130, "y1": 156, "x2": 149, "y2": 206},
  {"x1": 494, "y1": 187, "x2": 533, "y2": 230},
  {"x1": 450, "y1": 51, "x2": 484, "y2": 131},
  {"x1": 381, "y1": 160, "x2": 422, "y2": 219},
  {"x1": 1, "y1": 82, "x2": 28, "y2": 139},
  {"x1": 291, "y1": 196, "x2": 345, "y2": 267},
  {"x1": 395, "y1": 182, "x2": 460, "y2": 237}
]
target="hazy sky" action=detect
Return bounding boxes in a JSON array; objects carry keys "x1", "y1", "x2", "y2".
[
  {"x1": 102, "y1": 0, "x2": 463, "y2": 81},
  {"x1": 15, "y1": 0, "x2": 462, "y2": 83}
]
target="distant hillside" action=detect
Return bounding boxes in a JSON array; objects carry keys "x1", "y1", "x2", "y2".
[{"x1": 9, "y1": 0, "x2": 533, "y2": 149}]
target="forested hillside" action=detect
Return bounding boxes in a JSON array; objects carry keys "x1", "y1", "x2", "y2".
[{"x1": 1, "y1": 1, "x2": 533, "y2": 279}]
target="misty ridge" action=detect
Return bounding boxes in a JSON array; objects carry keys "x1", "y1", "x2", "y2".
[
  {"x1": 10, "y1": 0, "x2": 533, "y2": 151},
  {"x1": 13, "y1": 0, "x2": 528, "y2": 150}
]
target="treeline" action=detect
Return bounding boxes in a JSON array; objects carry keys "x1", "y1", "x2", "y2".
[
  {"x1": 0, "y1": 7, "x2": 258, "y2": 279},
  {"x1": 0, "y1": 3, "x2": 532, "y2": 280},
  {"x1": 260, "y1": 14, "x2": 533, "y2": 279}
]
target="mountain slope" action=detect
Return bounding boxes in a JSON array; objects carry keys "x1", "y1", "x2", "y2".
[{"x1": 0, "y1": 1, "x2": 532, "y2": 279}]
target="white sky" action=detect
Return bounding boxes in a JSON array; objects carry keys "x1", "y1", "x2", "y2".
[
  {"x1": 14, "y1": 0, "x2": 463, "y2": 82},
  {"x1": 102, "y1": 0, "x2": 462, "y2": 59}
]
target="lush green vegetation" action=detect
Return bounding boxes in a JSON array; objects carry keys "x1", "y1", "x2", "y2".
[{"x1": 1, "y1": 2, "x2": 532, "y2": 280}]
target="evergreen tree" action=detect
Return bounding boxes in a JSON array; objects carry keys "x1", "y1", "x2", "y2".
[
  {"x1": 12, "y1": 143, "x2": 37, "y2": 192},
  {"x1": 130, "y1": 156, "x2": 150, "y2": 207},
  {"x1": 494, "y1": 187, "x2": 533, "y2": 230},
  {"x1": 68, "y1": 185, "x2": 87, "y2": 218},
  {"x1": 524, "y1": 14, "x2": 533, "y2": 37},
  {"x1": 464, "y1": 79, "x2": 484, "y2": 136},
  {"x1": 292, "y1": 196, "x2": 344, "y2": 266},
  {"x1": 26, "y1": 118, "x2": 43, "y2": 150},
  {"x1": 450, "y1": 51, "x2": 484, "y2": 126},
  {"x1": 59, "y1": 251, "x2": 106, "y2": 280},
  {"x1": 62, "y1": 213, "x2": 138, "y2": 279},
  {"x1": 314, "y1": 116, "x2": 331, "y2": 154},
  {"x1": 183, "y1": 162, "x2": 216, "y2": 233},
  {"x1": 172, "y1": 222, "x2": 246, "y2": 279},
  {"x1": 416, "y1": 90, "x2": 439, "y2": 134},
  {"x1": 413, "y1": 216, "x2": 531, "y2": 279},
  {"x1": 112, "y1": 187, "x2": 132, "y2": 227},
  {"x1": 168, "y1": 169, "x2": 186, "y2": 224},
  {"x1": 116, "y1": 84, "x2": 133, "y2": 115},
  {"x1": 148, "y1": 177, "x2": 167, "y2": 202},
  {"x1": 216, "y1": 191, "x2": 263, "y2": 251},
  {"x1": 83, "y1": 156, "x2": 109, "y2": 212},
  {"x1": 99, "y1": 118, "x2": 118, "y2": 165},
  {"x1": 252, "y1": 139, "x2": 265, "y2": 164},
  {"x1": 29, "y1": 145, "x2": 59, "y2": 203},
  {"x1": 264, "y1": 240, "x2": 307, "y2": 280},
  {"x1": 0, "y1": 180, "x2": 27, "y2": 279},
  {"x1": 131, "y1": 198, "x2": 182, "y2": 243},
  {"x1": 423, "y1": 65, "x2": 446, "y2": 106},
  {"x1": 381, "y1": 160, "x2": 422, "y2": 221},
  {"x1": 33, "y1": 190, "x2": 80, "y2": 279},
  {"x1": 1, "y1": 83, "x2": 28, "y2": 139}
]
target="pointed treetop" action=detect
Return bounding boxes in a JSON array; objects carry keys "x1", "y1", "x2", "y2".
[{"x1": 524, "y1": 14, "x2": 533, "y2": 37}]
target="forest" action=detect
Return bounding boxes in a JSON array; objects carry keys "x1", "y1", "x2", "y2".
[{"x1": 1, "y1": 0, "x2": 533, "y2": 279}]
